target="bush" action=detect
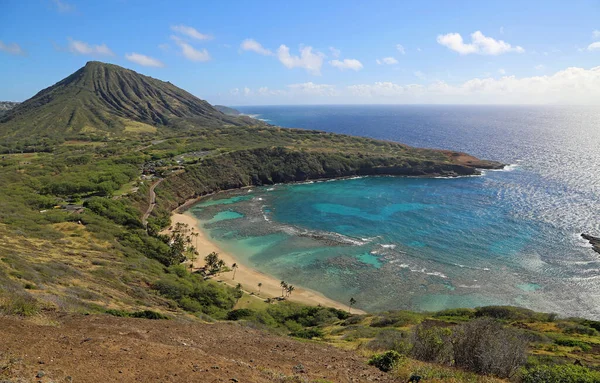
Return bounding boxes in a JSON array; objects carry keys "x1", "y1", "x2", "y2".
[
  {"x1": 366, "y1": 329, "x2": 412, "y2": 355},
  {"x1": 370, "y1": 311, "x2": 422, "y2": 327},
  {"x1": 410, "y1": 322, "x2": 453, "y2": 364},
  {"x1": 521, "y1": 364, "x2": 600, "y2": 383},
  {"x1": 290, "y1": 328, "x2": 324, "y2": 339},
  {"x1": 0, "y1": 293, "x2": 40, "y2": 316},
  {"x1": 368, "y1": 350, "x2": 403, "y2": 372},
  {"x1": 105, "y1": 309, "x2": 169, "y2": 320},
  {"x1": 131, "y1": 310, "x2": 169, "y2": 320},
  {"x1": 554, "y1": 338, "x2": 592, "y2": 352},
  {"x1": 227, "y1": 308, "x2": 255, "y2": 321},
  {"x1": 452, "y1": 318, "x2": 527, "y2": 378}
]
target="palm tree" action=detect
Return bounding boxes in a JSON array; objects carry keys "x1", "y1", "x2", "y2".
[
  {"x1": 280, "y1": 281, "x2": 288, "y2": 297},
  {"x1": 231, "y1": 263, "x2": 238, "y2": 280},
  {"x1": 257, "y1": 282, "x2": 262, "y2": 294},
  {"x1": 191, "y1": 231, "x2": 199, "y2": 250},
  {"x1": 348, "y1": 297, "x2": 357, "y2": 314},
  {"x1": 286, "y1": 285, "x2": 295, "y2": 297}
]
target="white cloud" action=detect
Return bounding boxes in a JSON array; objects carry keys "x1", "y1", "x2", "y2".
[
  {"x1": 240, "y1": 39, "x2": 272, "y2": 55},
  {"x1": 125, "y1": 53, "x2": 164, "y2": 67},
  {"x1": 437, "y1": 31, "x2": 524, "y2": 55},
  {"x1": 52, "y1": 0, "x2": 73, "y2": 13},
  {"x1": 593, "y1": 30, "x2": 600, "y2": 39},
  {"x1": 380, "y1": 57, "x2": 398, "y2": 65},
  {"x1": 535, "y1": 64, "x2": 544, "y2": 70},
  {"x1": 172, "y1": 36, "x2": 211, "y2": 62},
  {"x1": 329, "y1": 58, "x2": 363, "y2": 71},
  {"x1": 277, "y1": 45, "x2": 324, "y2": 75},
  {"x1": 228, "y1": 66, "x2": 600, "y2": 105},
  {"x1": 348, "y1": 66, "x2": 600, "y2": 104},
  {"x1": 588, "y1": 42, "x2": 600, "y2": 51},
  {"x1": 0, "y1": 41, "x2": 25, "y2": 56},
  {"x1": 158, "y1": 43, "x2": 170, "y2": 52},
  {"x1": 396, "y1": 44, "x2": 406, "y2": 54},
  {"x1": 287, "y1": 82, "x2": 338, "y2": 96},
  {"x1": 68, "y1": 38, "x2": 114, "y2": 56},
  {"x1": 329, "y1": 47, "x2": 341, "y2": 58},
  {"x1": 498, "y1": 68, "x2": 506, "y2": 75},
  {"x1": 171, "y1": 25, "x2": 212, "y2": 40},
  {"x1": 414, "y1": 71, "x2": 426, "y2": 79}
]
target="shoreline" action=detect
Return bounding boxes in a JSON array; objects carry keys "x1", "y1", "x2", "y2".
[{"x1": 168, "y1": 211, "x2": 366, "y2": 314}]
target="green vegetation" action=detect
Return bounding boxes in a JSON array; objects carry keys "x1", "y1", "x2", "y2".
[
  {"x1": 2, "y1": 61, "x2": 596, "y2": 383},
  {"x1": 521, "y1": 364, "x2": 600, "y2": 383},
  {"x1": 368, "y1": 350, "x2": 404, "y2": 372}
]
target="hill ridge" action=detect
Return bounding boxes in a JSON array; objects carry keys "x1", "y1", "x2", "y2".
[{"x1": 0, "y1": 61, "x2": 253, "y2": 140}]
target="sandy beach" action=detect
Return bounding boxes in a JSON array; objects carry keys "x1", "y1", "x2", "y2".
[{"x1": 168, "y1": 211, "x2": 365, "y2": 314}]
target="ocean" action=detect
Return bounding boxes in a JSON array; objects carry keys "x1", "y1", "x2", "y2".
[{"x1": 190, "y1": 105, "x2": 600, "y2": 318}]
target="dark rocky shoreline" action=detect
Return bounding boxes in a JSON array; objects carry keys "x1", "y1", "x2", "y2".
[{"x1": 581, "y1": 233, "x2": 600, "y2": 254}]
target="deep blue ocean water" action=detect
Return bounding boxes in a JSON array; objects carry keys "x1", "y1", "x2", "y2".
[{"x1": 191, "y1": 105, "x2": 600, "y2": 318}]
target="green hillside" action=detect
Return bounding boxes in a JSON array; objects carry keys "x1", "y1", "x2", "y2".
[
  {"x1": 0, "y1": 62, "x2": 255, "y2": 141},
  {"x1": 3, "y1": 62, "x2": 596, "y2": 383}
]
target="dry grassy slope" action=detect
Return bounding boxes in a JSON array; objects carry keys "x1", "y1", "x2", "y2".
[
  {"x1": 0, "y1": 314, "x2": 400, "y2": 383},
  {"x1": 0, "y1": 222, "x2": 170, "y2": 314}
]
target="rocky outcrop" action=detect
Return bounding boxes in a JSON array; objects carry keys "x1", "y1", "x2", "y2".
[{"x1": 582, "y1": 233, "x2": 600, "y2": 254}]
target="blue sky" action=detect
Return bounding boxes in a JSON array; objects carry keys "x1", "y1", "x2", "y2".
[{"x1": 1, "y1": 0, "x2": 600, "y2": 104}]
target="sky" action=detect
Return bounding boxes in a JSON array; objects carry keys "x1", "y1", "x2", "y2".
[{"x1": 1, "y1": 0, "x2": 600, "y2": 105}]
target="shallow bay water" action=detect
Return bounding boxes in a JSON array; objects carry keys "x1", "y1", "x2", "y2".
[{"x1": 191, "y1": 105, "x2": 600, "y2": 318}]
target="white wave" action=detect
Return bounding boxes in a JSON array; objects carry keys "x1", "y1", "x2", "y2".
[
  {"x1": 458, "y1": 284, "x2": 482, "y2": 289},
  {"x1": 426, "y1": 271, "x2": 448, "y2": 278},
  {"x1": 266, "y1": 187, "x2": 275, "y2": 191},
  {"x1": 278, "y1": 224, "x2": 371, "y2": 246},
  {"x1": 574, "y1": 232, "x2": 593, "y2": 248},
  {"x1": 380, "y1": 244, "x2": 396, "y2": 249},
  {"x1": 409, "y1": 267, "x2": 448, "y2": 278},
  {"x1": 487, "y1": 163, "x2": 520, "y2": 172}
]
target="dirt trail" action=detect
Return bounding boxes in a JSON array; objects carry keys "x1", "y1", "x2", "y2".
[
  {"x1": 142, "y1": 178, "x2": 163, "y2": 226},
  {"x1": 0, "y1": 314, "x2": 395, "y2": 383}
]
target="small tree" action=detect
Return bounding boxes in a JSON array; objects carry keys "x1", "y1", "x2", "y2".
[
  {"x1": 286, "y1": 285, "x2": 295, "y2": 297},
  {"x1": 280, "y1": 281, "x2": 288, "y2": 297},
  {"x1": 257, "y1": 282, "x2": 262, "y2": 294},
  {"x1": 231, "y1": 263, "x2": 238, "y2": 280},
  {"x1": 348, "y1": 297, "x2": 357, "y2": 313}
]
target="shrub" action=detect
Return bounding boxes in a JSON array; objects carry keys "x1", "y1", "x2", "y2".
[
  {"x1": 410, "y1": 322, "x2": 453, "y2": 364},
  {"x1": 521, "y1": 364, "x2": 600, "y2": 383},
  {"x1": 227, "y1": 308, "x2": 255, "y2": 321},
  {"x1": 366, "y1": 329, "x2": 412, "y2": 355},
  {"x1": 131, "y1": 310, "x2": 169, "y2": 320},
  {"x1": 452, "y1": 318, "x2": 527, "y2": 378},
  {"x1": 370, "y1": 311, "x2": 422, "y2": 327},
  {"x1": 368, "y1": 350, "x2": 403, "y2": 372},
  {"x1": 290, "y1": 328, "x2": 324, "y2": 339},
  {"x1": 0, "y1": 293, "x2": 40, "y2": 316},
  {"x1": 554, "y1": 338, "x2": 592, "y2": 352},
  {"x1": 105, "y1": 309, "x2": 169, "y2": 320},
  {"x1": 560, "y1": 323, "x2": 598, "y2": 336}
]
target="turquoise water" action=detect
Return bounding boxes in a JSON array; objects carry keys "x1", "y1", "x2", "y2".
[{"x1": 189, "y1": 106, "x2": 600, "y2": 319}]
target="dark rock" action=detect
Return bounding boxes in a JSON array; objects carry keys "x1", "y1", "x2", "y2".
[
  {"x1": 36, "y1": 371, "x2": 45, "y2": 378},
  {"x1": 581, "y1": 233, "x2": 600, "y2": 254},
  {"x1": 231, "y1": 378, "x2": 239, "y2": 382}
]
